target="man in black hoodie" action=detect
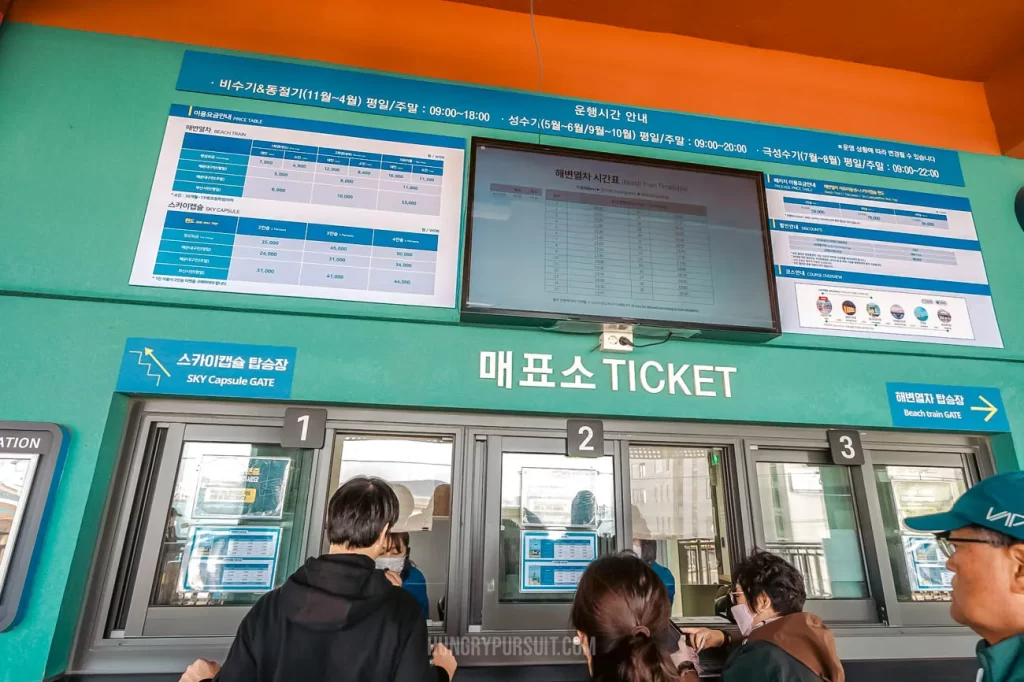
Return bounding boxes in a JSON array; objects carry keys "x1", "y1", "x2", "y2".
[{"x1": 180, "y1": 476, "x2": 457, "y2": 682}]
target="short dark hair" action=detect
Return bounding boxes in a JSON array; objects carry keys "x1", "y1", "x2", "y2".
[
  {"x1": 732, "y1": 550, "x2": 806, "y2": 616},
  {"x1": 326, "y1": 476, "x2": 399, "y2": 548},
  {"x1": 638, "y1": 539, "x2": 658, "y2": 565}
]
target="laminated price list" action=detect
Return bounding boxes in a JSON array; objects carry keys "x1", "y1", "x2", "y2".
[{"x1": 131, "y1": 105, "x2": 465, "y2": 308}]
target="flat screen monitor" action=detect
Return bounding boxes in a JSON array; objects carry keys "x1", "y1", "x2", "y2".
[{"x1": 462, "y1": 139, "x2": 780, "y2": 334}]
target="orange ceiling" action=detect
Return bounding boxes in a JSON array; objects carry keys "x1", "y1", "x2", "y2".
[
  {"x1": 9, "y1": 0, "x2": 1022, "y2": 154},
  {"x1": 451, "y1": 0, "x2": 1024, "y2": 81}
]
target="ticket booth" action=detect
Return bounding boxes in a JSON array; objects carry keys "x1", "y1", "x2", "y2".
[{"x1": 69, "y1": 400, "x2": 991, "y2": 679}]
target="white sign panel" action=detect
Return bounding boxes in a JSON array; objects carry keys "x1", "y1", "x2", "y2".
[
  {"x1": 520, "y1": 467, "x2": 599, "y2": 528},
  {"x1": 130, "y1": 105, "x2": 465, "y2": 308},
  {"x1": 765, "y1": 175, "x2": 1002, "y2": 348}
]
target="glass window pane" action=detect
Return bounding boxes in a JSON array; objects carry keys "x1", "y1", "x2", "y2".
[
  {"x1": 628, "y1": 445, "x2": 731, "y2": 619},
  {"x1": 875, "y1": 465, "x2": 967, "y2": 602},
  {"x1": 333, "y1": 434, "x2": 454, "y2": 624},
  {"x1": 755, "y1": 462, "x2": 869, "y2": 600},
  {"x1": 0, "y1": 454, "x2": 39, "y2": 594},
  {"x1": 151, "y1": 441, "x2": 313, "y2": 607},
  {"x1": 498, "y1": 452, "x2": 616, "y2": 603}
]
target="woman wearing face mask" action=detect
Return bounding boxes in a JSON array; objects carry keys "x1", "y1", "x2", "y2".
[
  {"x1": 571, "y1": 552, "x2": 699, "y2": 682},
  {"x1": 681, "y1": 550, "x2": 845, "y2": 682},
  {"x1": 377, "y1": 532, "x2": 431, "y2": 619}
]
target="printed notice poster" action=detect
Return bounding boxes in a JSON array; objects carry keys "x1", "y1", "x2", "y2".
[
  {"x1": 130, "y1": 105, "x2": 465, "y2": 308},
  {"x1": 902, "y1": 536, "x2": 953, "y2": 592},
  {"x1": 193, "y1": 455, "x2": 291, "y2": 520},
  {"x1": 520, "y1": 467, "x2": 598, "y2": 528},
  {"x1": 520, "y1": 530, "x2": 597, "y2": 593},
  {"x1": 766, "y1": 176, "x2": 1002, "y2": 347},
  {"x1": 182, "y1": 526, "x2": 281, "y2": 592}
]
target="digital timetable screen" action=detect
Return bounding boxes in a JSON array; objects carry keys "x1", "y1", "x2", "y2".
[{"x1": 462, "y1": 140, "x2": 780, "y2": 333}]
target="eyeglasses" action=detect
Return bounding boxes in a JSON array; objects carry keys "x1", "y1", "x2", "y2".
[
  {"x1": 728, "y1": 590, "x2": 743, "y2": 604},
  {"x1": 937, "y1": 535, "x2": 1000, "y2": 558}
]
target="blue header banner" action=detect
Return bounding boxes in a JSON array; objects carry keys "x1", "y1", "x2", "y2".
[
  {"x1": 177, "y1": 50, "x2": 965, "y2": 187},
  {"x1": 887, "y1": 382, "x2": 1009, "y2": 432},
  {"x1": 169, "y1": 103, "x2": 464, "y2": 149},
  {"x1": 117, "y1": 338, "x2": 296, "y2": 399},
  {"x1": 776, "y1": 266, "x2": 992, "y2": 296},
  {"x1": 769, "y1": 220, "x2": 982, "y2": 252},
  {"x1": 765, "y1": 175, "x2": 972, "y2": 210}
]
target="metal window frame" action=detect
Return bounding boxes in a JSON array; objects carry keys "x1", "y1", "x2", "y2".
[
  {"x1": 744, "y1": 443, "x2": 880, "y2": 624},
  {"x1": 867, "y1": 446, "x2": 982, "y2": 627},
  {"x1": 320, "y1": 424, "x2": 465, "y2": 634},
  {"x1": 135, "y1": 424, "x2": 315, "y2": 638},
  {"x1": 620, "y1": 436, "x2": 749, "y2": 625},
  {"x1": 70, "y1": 400, "x2": 992, "y2": 675},
  {"x1": 478, "y1": 434, "x2": 617, "y2": 634}
]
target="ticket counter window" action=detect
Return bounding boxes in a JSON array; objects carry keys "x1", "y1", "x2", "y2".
[
  {"x1": 627, "y1": 446, "x2": 731, "y2": 619},
  {"x1": 875, "y1": 465, "x2": 967, "y2": 602},
  {"x1": 498, "y1": 453, "x2": 616, "y2": 604},
  {"x1": 151, "y1": 441, "x2": 312, "y2": 608},
  {"x1": 332, "y1": 434, "x2": 454, "y2": 624},
  {"x1": 755, "y1": 462, "x2": 869, "y2": 600}
]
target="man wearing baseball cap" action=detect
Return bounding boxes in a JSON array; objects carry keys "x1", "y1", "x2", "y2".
[{"x1": 904, "y1": 471, "x2": 1024, "y2": 682}]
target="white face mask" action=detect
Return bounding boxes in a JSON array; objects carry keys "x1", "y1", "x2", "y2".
[
  {"x1": 632, "y1": 543, "x2": 643, "y2": 558},
  {"x1": 731, "y1": 603, "x2": 756, "y2": 637},
  {"x1": 375, "y1": 557, "x2": 405, "y2": 573}
]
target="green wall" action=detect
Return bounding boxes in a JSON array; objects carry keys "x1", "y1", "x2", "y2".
[{"x1": 2, "y1": 21, "x2": 1024, "y2": 681}]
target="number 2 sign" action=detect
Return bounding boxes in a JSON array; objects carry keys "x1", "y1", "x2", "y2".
[{"x1": 567, "y1": 419, "x2": 605, "y2": 458}]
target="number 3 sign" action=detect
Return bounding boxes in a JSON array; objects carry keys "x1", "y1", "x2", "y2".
[
  {"x1": 827, "y1": 429, "x2": 865, "y2": 466},
  {"x1": 567, "y1": 419, "x2": 605, "y2": 458}
]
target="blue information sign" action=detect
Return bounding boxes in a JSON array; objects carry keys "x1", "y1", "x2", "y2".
[
  {"x1": 887, "y1": 382, "x2": 1009, "y2": 432},
  {"x1": 177, "y1": 51, "x2": 964, "y2": 186},
  {"x1": 183, "y1": 527, "x2": 281, "y2": 593},
  {"x1": 116, "y1": 337, "x2": 296, "y2": 399},
  {"x1": 520, "y1": 530, "x2": 597, "y2": 592}
]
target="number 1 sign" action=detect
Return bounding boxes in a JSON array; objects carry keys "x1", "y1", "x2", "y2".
[{"x1": 282, "y1": 408, "x2": 328, "y2": 449}]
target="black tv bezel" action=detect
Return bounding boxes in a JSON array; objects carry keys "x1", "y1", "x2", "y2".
[{"x1": 460, "y1": 137, "x2": 782, "y2": 336}]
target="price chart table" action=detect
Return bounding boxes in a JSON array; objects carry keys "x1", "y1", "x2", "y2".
[
  {"x1": 542, "y1": 190, "x2": 714, "y2": 305},
  {"x1": 156, "y1": 212, "x2": 439, "y2": 294},
  {"x1": 130, "y1": 105, "x2": 465, "y2": 308},
  {"x1": 175, "y1": 133, "x2": 445, "y2": 216}
]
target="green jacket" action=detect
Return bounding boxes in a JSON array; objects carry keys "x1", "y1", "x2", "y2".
[{"x1": 978, "y1": 635, "x2": 1024, "y2": 682}]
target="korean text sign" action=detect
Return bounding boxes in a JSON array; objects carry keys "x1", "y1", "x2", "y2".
[
  {"x1": 116, "y1": 337, "x2": 296, "y2": 399},
  {"x1": 886, "y1": 382, "x2": 1009, "y2": 432},
  {"x1": 177, "y1": 51, "x2": 964, "y2": 186},
  {"x1": 479, "y1": 350, "x2": 736, "y2": 398}
]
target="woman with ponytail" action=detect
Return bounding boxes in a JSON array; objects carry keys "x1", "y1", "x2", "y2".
[{"x1": 571, "y1": 552, "x2": 699, "y2": 682}]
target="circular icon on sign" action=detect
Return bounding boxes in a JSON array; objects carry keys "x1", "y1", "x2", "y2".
[
  {"x1": 842, "y1": 300, "x2": 856, "y2": 316},
  {"x1": 938, "y1": 309, "x2": 952, "y2": 323},
  {"x1": 866, "y1": 302, "x2": 881, "y2": 318},
  {"x1": 816, "y1": 296, "x2": 832, "y2": 315},
  {"x1": 891, "y1": 304, "x2": 905, "y2": 320},
  {"x1": 914, "y1": 306, "x2": 929, "y2": 322}
]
